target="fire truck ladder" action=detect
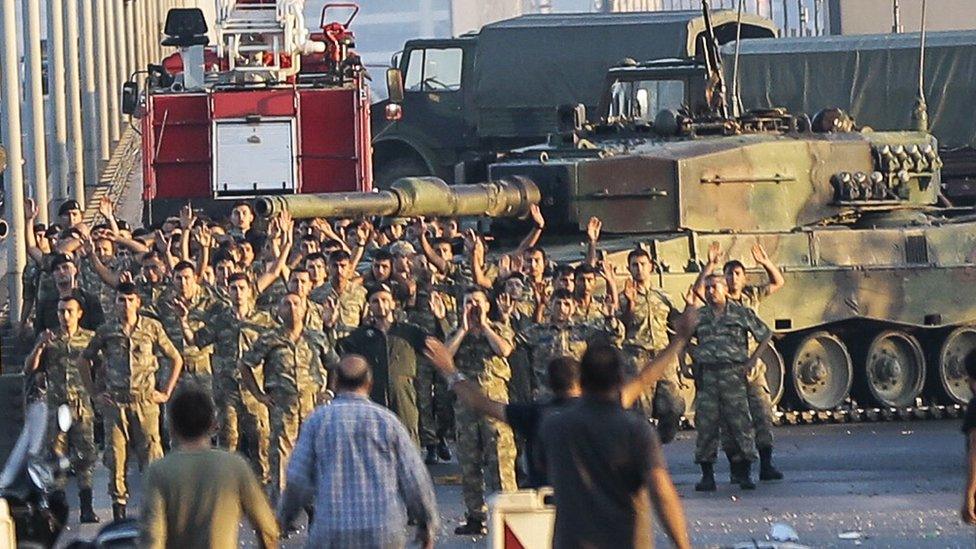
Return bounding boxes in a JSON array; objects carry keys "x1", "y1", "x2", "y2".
[{"x1": 215, "y1": 0, "x2": 308, "y2": 79}]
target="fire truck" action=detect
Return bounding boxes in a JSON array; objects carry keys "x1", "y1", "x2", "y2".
[{"x1": 123, "y1": 1, "x2": 395, "y2": 224}]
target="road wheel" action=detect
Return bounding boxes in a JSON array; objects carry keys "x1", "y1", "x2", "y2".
[
  {"x1": 935, "y1": 327, "x2": 976, "y2": 405},
  {"x1": 788, "y1": 331, "x2": 853, "y2": 410},
  {"x1": 760, "y1": 342, "x2": 785, "y2": 406},
  {"x1": 374, "y1": 156, "x2": 430, "y2": 190},
  {"x1": 863, "y1": 330, "x2": 926, "y2": 407}
]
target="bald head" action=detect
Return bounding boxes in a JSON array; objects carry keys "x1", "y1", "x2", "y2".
[{"x1": 336, "y1": 355, "x2": 373, "y2": 393}]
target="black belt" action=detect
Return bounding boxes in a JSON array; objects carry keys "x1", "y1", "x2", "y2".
[{"x1": 698, "y1": 362, "x2": 746, "y2": 370}]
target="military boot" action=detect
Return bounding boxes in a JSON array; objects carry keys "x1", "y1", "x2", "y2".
[
  {"x1": 79, "y1": 488, "x2": 100, "y2": 523},
  {"x1": 454, "y1": 516, "x2": 487, "y2": 536},
  {"x1": 112, "y1": 503, "x2": 126, "y2": 521},
  {"x1": 424, "y1": 445, "x2": 438, "y2": 465},
  {"x1": 759, "y1": 446, "x2": 784, "y2": 481},
  {"x1": 694, "y1": 463, "x2": 716, "y2": 492},
  {"x1": 735, "y1": 461, "x2": 756, "y2": 490},
  {"x1": 436, "y1": 437, "x2": 453, "y2": 462},
  {"x1": 724, "y1": 450, "x2": 737, "y2": 482}
]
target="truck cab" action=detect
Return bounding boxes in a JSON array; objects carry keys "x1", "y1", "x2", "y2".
[{"x1": 371, "y1": 36, "x2": 478, "y2": 187}]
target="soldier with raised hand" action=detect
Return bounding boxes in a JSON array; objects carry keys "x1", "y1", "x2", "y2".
[
  {"x1": 522, "y1": 288, "x2": 623, "y2": 399},
  {"x1": 691, "y1": 274, "x2": 773, "y2": 492},
  {"x1": 82, "y1": 282, "x2": 184, "y2": 520},
  {"x1": 319, "y1": 249, "x2": 367, "y2": 339},
  {"x1": 157, "y1": 261, "x2": 219, "y2": 397},
  {"x1": 24, "y1": 296, "x2": 100, "y2": 523},
  {"x1": 443, "y1": 287, "x2": 517, "y2": 536},
  {"x1": 239, "y1": 292, "x2": 331, "y2": 500},
  {"x1": 175, "y1": 272, "x2": 276, "y2": 486},
  {"x1": 619, "y1": 247, "x2": 683, "y2": 443}
]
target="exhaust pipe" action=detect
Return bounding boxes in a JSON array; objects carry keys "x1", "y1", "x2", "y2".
[{"x1": 0, "y1": 219, "x2": 9, "y2": 240}]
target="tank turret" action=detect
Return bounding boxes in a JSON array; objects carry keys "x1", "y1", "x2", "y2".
[{"x1": 255, "y1": 176, "x2": 540, "y2": 220}]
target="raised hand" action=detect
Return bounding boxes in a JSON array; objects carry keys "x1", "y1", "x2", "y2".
[
  {"x1": 322, "y1": 296, "x2": 340, "y2": 327},
  {"x1": 623, "y1": 278, "x2": 637, "y2": 303},
  {"x1": 674, "y1": 304, "x2": 700, "y2": 340},
  {"x1": 355, "y1": 220, "x2": 373, "y2": 245},
  {"x1": 707, "y1": 241, "x2": 722, "y2": 266},
  {"x1": 529, "y1": 204, "x2": 545, "y2": 228},
  {"x1": 430, "y1": 292, "x2": 447, "y2": 320},
  {"x1": 752, "y1": 242, "x2": 770, "y2": 264},
  {"x1": 118, "y1": 271, "x2": 134, "y2": 285},
  {"x1": 423, "y1": 337, "x2": 456, "y2": 376},
  {"x1": 496, "y1": 292, "x2": 514, "y2": 320},
  {"x1": 586, "y1": 216, "x2": 602, "y2": 243},
  {"x1": 38, "y1": 329, "x2": 56, "y2": 347},
  {"x1": 24, "y1": 198, "x2": 38, "y2": 222},
  {"x1": 98, "y1": 196, "x2": 114, "y2": 219},
  {"x1": 179, "y1": 203, "x2": 196, "y2": 230},
  {"x1": 173, "y1": 299, "x2": 189, "y2": 320}
]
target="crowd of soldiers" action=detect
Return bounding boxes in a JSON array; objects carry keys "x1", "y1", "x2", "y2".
[{"x1": 18, "y1": 194, "x2": 785, "y2": 534}]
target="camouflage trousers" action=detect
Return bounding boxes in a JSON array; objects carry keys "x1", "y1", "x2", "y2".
[
  {"x1": 415, "y1": 358, "x2": 455, "y2": 447},
  {"x1": 216, "y1": 384, "x2": 271, "y2": 486},
  {"x1": 721, "y1": 362, "x2": 774, "y2": 453},
  {"x1": 46, "y1": 397, "x2": 97, "y2": 489},
  {"x1": 694, "y1": 364, "x2": 758, "y2": 464},
  {"x1": 455, "y1": 388, "x2": 517, "y2": 522},
  {"x1": 269, "y1": 390, "x2": 317, "y2": 500},
  {"x1": 102, "y1": 398, "x2": 164, "y2": 504},
  {"x1": 622, "y1": 346, "x2": 685, "y2": 422}
]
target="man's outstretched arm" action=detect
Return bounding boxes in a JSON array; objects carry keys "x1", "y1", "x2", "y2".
[{"x1": 423, "y1": 337, "x2": 507, "y2": 423}]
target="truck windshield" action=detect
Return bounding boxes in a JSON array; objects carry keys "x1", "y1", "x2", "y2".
[
  {"x1": 608, "y1": 79, "x2": 685, "y2": 124},
  {"x1": 404, "y1": 48, "x2": 463, "y2": 92}
]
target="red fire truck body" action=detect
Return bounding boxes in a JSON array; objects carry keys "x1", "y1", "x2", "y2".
[{"x1": 137, "y1": 2, "x2": 372, "y2": 223}]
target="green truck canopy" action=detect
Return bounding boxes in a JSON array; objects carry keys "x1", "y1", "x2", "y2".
[
  {"x1": 723, "y1": 30, "x2": 976, "y2": 149},
  {"x1": 474, "y1": 10, "x2": 777, "y2": 138}
]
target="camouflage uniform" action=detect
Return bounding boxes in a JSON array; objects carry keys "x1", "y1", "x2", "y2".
[
  {"x1": 157, "y1": 286, "x2": 219, "y2": 395},
  {"x1": 690, "y1": 302, "x2": 772, "y2": 464},
  {"x1": 312, "y1": 281, "x2": 367, "y2": 339},
  {"x1": 193, "y1": 304, "x2": 276, "y2": 485},
  {"x1": 619, "y1": 286, "x2": 683, "y2": 420},
  {"x1": 721, "y1": 285, "x2": 776, "y2": 453},
  {"x1": 83, "y1": 316, "x2": 177, "y2": 505},
  {"x1": 454, "y1": 322, "x2": 518, "y2": 522},
  {"x1": 41, "y1": 328, "x2": 97, "y2": 490},
  {"x1": 573, "y1": 295, "x2": 606, "y2": 323},
  {"x1": 409, "y1": 289, "x2": 457, "y2": 448},
  {"x1": 239, "y1": 327, "x2": 329, "y2": 496},
  {"x1": 79, "y1": 255, "x2": 118, "y2": 322},
  {"x1": 522, "y1": 318, "x2": 623, "y2": 399}
]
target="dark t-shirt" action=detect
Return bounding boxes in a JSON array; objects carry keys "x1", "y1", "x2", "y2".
[
  {"x1": 505, "y1": 397, "x2": 576, "y2": 488},
  {"x1": 36, "y1": 288, "x2": 105, "y2": 333},
  {"x1": 539, "y1": 396, "x2": 666, "y2": 549},
  {"x1": 962, "y1": 397, "x2": 976, "y2": 434}
]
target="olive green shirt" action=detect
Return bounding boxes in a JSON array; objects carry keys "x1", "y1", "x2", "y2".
[
  {"x1": 194, "y1": 305, "x2": 276, "y2": 391},
  {"x1": 83, "y1": 316, "x2": 178, "y2": 399},
  {"x1": 619, "y1": 286, "x2": 675, "y2": 352},
  {"x1": 140, "y1": 448, "x2": 279, "y2": 549},
  {"x1": 40, "y1": 328, "x2": 94, "y2": 404},
  {"x1": 690, "y1": 302, "x2": 772, "y2": 365}
]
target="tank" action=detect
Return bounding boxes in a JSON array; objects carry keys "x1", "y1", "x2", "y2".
[
  {"x1": 255, "y1": 176, "x2": 540, "y2": 220},
  {"x1": 483, "y1": 51, "x2": 975, "y2": 415}
]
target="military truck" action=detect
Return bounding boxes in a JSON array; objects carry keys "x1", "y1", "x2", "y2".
[
  {"x1": 370, "y1": 10, "x2": 777, "y2": 188},
  {"x1": 725, "y1": 30, "x2": 976, "y2": 204}
]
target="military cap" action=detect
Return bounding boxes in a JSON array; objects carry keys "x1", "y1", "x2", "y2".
[{"x1": 58, "y1": 199, "x2": 82, "y2": 216}]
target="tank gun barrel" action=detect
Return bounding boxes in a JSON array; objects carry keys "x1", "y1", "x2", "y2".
[{"x1": 255, "y1": 176, "x2": 541, "y2": 219}]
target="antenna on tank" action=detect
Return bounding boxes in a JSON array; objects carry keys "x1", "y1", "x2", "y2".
[
  {"x1": 912, "y1": 0, "x2": 929, "y2": 132},
  {"x1": 730, "y1": 0, "x2": 746, "y2": 117}
]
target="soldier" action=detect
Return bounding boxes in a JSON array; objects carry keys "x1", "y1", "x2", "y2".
[
  {"x1": 573, "y1": 262, "x2": 618, "y2": 323},
  {"x1": 82, "y1": 282, "x2": 184, "y2": 520},
  {"x1": 443, "y1": 287, "x2": 518, "y2": 535},
  {"x1": 24, "y1": 296, "x2": 100, "y2": 523},
  {"x1": 35, "y1": 253, "x2": 105, "y2": 333},
  {"x1": 364, "y1": 248, "x2": 394, "y2": 285},
  {"x1": 618, "y1": 247, "x2": 682, "y2": 442},
  {"x1": 317, "y1": 250, "x2": 367, "y2": 339},
  {"x1": 522, "y1": 288, "x2": 623, "y2": 399},
  {"x1": 157, "y1": 261, "x2": 219, "y2": 396},
  {"x1": 305, "y1": 252, "x2": 329, "y2": 299},
  {"x1": 339, "y1": 283, "x2": 430, "y2": 444},
  {"x1": 176, "y1": 272, "x2": 276, "y2": 485},
  {"x1": 227, "y1": 201, "x2": 255, "y2": 240},
  {"x1": 409, "y1": 260, "x2": 457, "y2": 464},
  {"x1": 691, "y1": 274, "x2": 772, "y2": 492},
  {"x1": 283, "y1": 267, "x2": 327, "y2": 332},
  {"x1": 239, "y1": 292, "x2": 330, "y2": 498}
]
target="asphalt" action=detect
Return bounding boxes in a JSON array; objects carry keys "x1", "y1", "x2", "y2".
[{"x1": 48, "y1": 419, "x2": 976, "y2": 548}]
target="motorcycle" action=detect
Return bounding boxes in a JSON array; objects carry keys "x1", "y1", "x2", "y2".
[{"x1": 0, "y1": 401, "x2": 71, "y2": 548}]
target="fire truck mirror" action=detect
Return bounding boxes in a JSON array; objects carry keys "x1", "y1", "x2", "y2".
[
  {"x1": 387, "y1": 68, "x2": 404, "y2": 104},
  {"x1": 121, "y1": 82, "x2": 140, "y2": 116}
]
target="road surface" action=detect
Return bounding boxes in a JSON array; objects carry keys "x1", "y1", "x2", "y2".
[{"x1": 51, "y1": 419, "x2": 976, "y2": 548}]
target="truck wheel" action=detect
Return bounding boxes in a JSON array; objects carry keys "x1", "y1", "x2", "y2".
[{"x1": 374, "y1": 157, "x2": 431, "y2": 189}]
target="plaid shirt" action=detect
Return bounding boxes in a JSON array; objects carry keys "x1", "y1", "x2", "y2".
[{"x1": 280, "y1": 393, "x2": 439, "y2": 547}]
